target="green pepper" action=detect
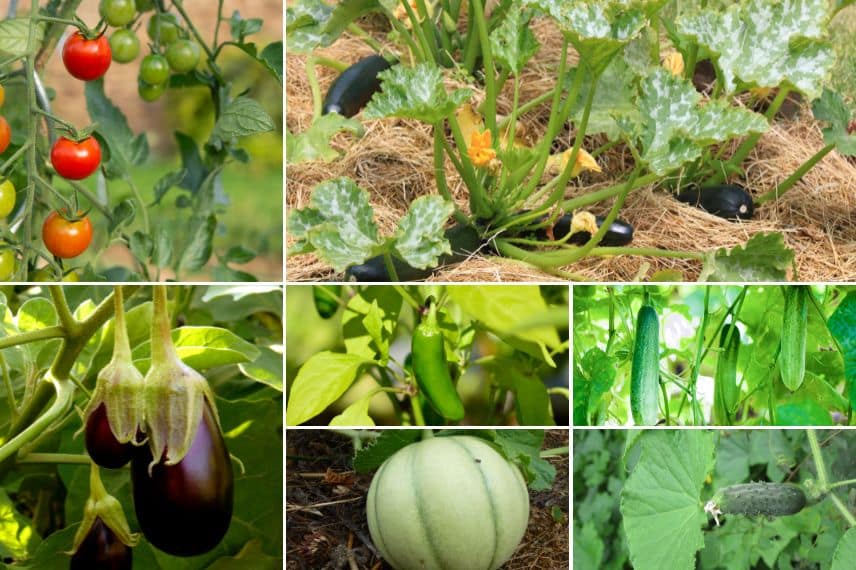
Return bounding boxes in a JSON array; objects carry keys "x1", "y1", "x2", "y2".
[
  {"x1": 312, "y1": 285, "x2": 341, "y2": 319},
  {"x1": 411, "y1": 302, "x2": 465, "y2": 421}
]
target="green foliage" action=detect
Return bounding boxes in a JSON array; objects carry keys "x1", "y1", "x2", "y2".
[{"x1": 574, "y1": 285, "x2": 852, "y2": 426}]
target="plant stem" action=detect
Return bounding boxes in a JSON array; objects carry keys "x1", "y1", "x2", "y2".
[
  {"x1": 807, "y1": 429, "x2": 829, "y2": 488},
  {"x1": 540, "y1": 446, "x2": 569, "y2": 458},
  {"x1": 829, "y1": 478, "x2": 856, "y2": 490},
  {"x1": 0, "y1": 326, "x2": 65, "y2": 349},
  {"x1": 754, "y1": 144, "x2": 835, "y2": 205},
  {"x1": 470, "y1": 0, "x2": 496, "y2": 137},
  {"x1": 828, "y1": 492, "x2": 856, "y2": 526},
  {"x1": 17, "y1": 452, "x2": 93, "y2": 465},
  {"x1": 306, "y1": 57, "x2": 323, "y2": 119},
  {"x1": 0, "y1": 375, "x2": 74, "y2": 463}
]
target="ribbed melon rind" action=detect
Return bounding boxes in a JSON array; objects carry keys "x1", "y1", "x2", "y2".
[{"x1": 366, "y1": 436, "x2": 530, "y2": 570}]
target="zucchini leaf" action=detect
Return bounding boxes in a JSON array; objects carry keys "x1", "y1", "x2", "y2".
[
  {"x1": 626, "y1": 68, "x2": 768, "y2": 175},
  {"x1": 363, "y1": 64, "x2": 472, "y2": 123},
  {"x1": 287, "y1": 177, "x2": 381, "y2": 270},
  {"x1": 286, "y1": 114, "x2": 365, "y2": 164},
  {"x1": 285, "y1": 0, "x2": 334, "y2": 53},
  {"x1": 676, "y1": 0, "x2": 834, "y2": 99},
  {"x1": 700, "y1": 233, "x2": 794, "y2": 282},
  {"x1": 620, "y1": 430, "x2": 715, "y2": 570},
  {"x1": 524, "y1": 0, "x2": 650, "y2": 75},
  {"x1": 812, "y1": 88, "x2": 856, "y2": 155},
  {"x1": 489, "y1": 8, "x2": 540, "y2": 76},
  {"x1": 393, "y1": 196, "x2": 455, "y2": 269}
]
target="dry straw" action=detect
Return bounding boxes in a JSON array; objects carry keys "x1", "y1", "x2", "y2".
[{"x1": 286, "y1": 17, "x2": 855, "y2": 282}]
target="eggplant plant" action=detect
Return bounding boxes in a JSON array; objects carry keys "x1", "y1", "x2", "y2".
[{"x1": 287, "y1": 0, "x2": 856, "y2": 281}]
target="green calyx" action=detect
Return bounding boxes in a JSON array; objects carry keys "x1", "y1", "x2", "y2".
[
  {"x1": 143, "y1": 286, "x2": 219, "y2": 471},
  {"x1": 80, "y1": 287, "x2": 145, "y2": 445},
  {"x1": 68, "y1": 463, "x2": 139, "y2": 554}
]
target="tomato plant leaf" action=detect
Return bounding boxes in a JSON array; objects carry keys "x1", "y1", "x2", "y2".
[
  {"x1": 363, "y1": 63, "x2": 472, "y2": 123},
  {"x1": 620, "y1": 430, "x2": 715, "y2": 570},
  {"x1": 393, "y1": 196, "x2": 454, "y2": 269},
  {"x1": 286, "y1": 113, "x2": 365, "y2": 164},
  {"x1": 676, "y1": 0, "x2": 834, "y2": 99},
  {"x1": 489, "y1": 9, "x2": 540, "y2": 76},
  {"x1": 774, "y1": 401, "x2": 833, "y2": 425},
  {"x1": 628, "y1": 68, "x2": 768, "y2": 175},
  {"x1": 178, "y1": 214, "x2": 217, "y2": 273},
  {"x1": 259, "y1": 41, "x2": 283, "y2": 83},
  {"x1": 286, "y1": 352, "x2": 372, "y2": 426},
  {"x1": 831, "y1": 527, "x2": 856, "y2": 570},
  {"x1": 0, "y1": 18, "x2": 44, "y2": 58},
  {"x1": 701, "y1": 233, "x2": 794, "y2": 282},
  {"x1": 210, "y1": 97, "x2": 276, "y2": 149},
  {"x1": 812, "y1": 88, "x2": 856, "y2": 155},
  {"x1": 85, "y1": 80, "x2": 150, "y2": 176}
]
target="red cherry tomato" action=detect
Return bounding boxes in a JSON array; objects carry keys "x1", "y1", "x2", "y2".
[
  {"x1": 50, "y1": 136, "x2": 102, "y2": 180},
  {"x1": 42, "y1": 210, "x2": 93, "y2": 259},
  {"x1": 0, "y1": 116, "x2": 10, "y2": 154},
  {"x1": 62, "y1": 31, "x2": 112, "y2": 81}
]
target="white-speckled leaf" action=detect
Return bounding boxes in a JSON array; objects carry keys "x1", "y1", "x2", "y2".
[
  {"x1": 524, "y1": 0, "x2": 647, "y2": 74},
  {"x1": 812, "y1": 88, "x2": 856, "y2": 155},
  {"x1": 394, "y1": 196, "x2": 454, "y2": 269},
  {"x1": 288, "y1": 178, "x2": 381, "y2": 270},
  {"x1": 490, "y1": 8, "x2": 540, "y2": 76},
  {"x1": 677, "y1": 0, "x2": 834, "y2": 99},
  {"x1": 635, "y1": 69, "x2": 768, "y2": 174},
  {"x1": 363, "y1": 64, "x2": 471, "y2": 123}
]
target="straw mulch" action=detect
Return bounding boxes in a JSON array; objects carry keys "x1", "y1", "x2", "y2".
[{"x1": 286, "y1": 17, "x2": 856, "y2": 282}]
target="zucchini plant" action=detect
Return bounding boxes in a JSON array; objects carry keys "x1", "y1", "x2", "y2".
[
  {"x1": 573, "y1": 284, "x2": 854, "y2": 426},
  {"x1": 576, "y1": 429, "x2": 856, "y2": 570},
  {"x1": 285, "y1": 284, "x2": 570, "y2": 426},
  {"x1": 286, "y1": 0, "x2": 856, "y2": 281}
]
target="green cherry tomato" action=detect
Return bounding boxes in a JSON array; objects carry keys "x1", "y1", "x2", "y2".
[
  {"x1": 138, "y1": 79, "x2": 165, "y2": 102},
  {"x1": 0, "y1": 247, "x2": 15, "y2": 281},
  {"x1": 99, "y1": 0, "x2": 136, "y2": 27},
  {"x1": 109, "y1": 29, "x2": 140, "y2": 63},
  {"x1": 135, "y1": 0, "x2": 154, "y2": 11},
  {"x1": 166, "y1": 39, "x2": 201, "y2": 73},
  {"x1": 140, "y1": 54, "x2": 170, "y2": 85},
  {"x1": 147, "y1": 13, "x2": 181, "y2": 45},
  {"x1": 0, "y1": 179, "x2": 15, "y2": 218}
]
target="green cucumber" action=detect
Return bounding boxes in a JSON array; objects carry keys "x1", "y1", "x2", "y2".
[
  {"x1": 712, "y1": 324, "x2": 740, "y2": 425},
  {"x1": 780, "y1": 286, "x2": 809, "y2": 391},
  {"x1": 715, "y1": 482, "x2": 806, "y2": 517},
  {"x1": 630, "y1": 305, "x2": 660, "y2": 426}
]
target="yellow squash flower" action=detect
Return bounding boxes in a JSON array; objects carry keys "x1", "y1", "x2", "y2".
[
  {"x1": 662, "y1": 52, "x2": 685, "y2": 77},
  {"x1": 468, "y1": 130, "x2": 497, "y2": 168}
]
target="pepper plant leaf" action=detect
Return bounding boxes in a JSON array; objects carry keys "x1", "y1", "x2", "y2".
[
  {"x1": 286, "y1": 114, "x2": 365, "y2": 164},
  {"x1": 524, "y1": 0, "x2": 650, "y2": 75},
  {"x1": 489, "y1": 8, "x2": 540, "y2": 76},
  {"x1": 287, "y1": 178, "x2": 381, "y2": 271},
  {"x1": 630, "y1": 68, "x2": 768, "y2": 175},
  {"x1": 363, "y1": 64, "x2": 472, "y2": 123},
  {"x1": 393, "y1": 196, "x2": 455, "y2": 270},
  {"x1": 676, "y1": 0, "x2": 835, "y2": 99},
  {"x1": 812, "y1": 88, "x2": 856, "y2": 155},
  {"x1": 620, "y1": 430, "x2": 715, "y2": 570}
]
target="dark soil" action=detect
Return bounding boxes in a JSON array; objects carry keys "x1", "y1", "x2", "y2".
[{"x1": 285, "y1": 429, "x2": 569, "y2": 570}]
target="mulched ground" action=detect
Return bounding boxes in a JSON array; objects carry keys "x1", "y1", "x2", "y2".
[{"x1": 285, "y1": 429, "x2": 569, "y2": 570}]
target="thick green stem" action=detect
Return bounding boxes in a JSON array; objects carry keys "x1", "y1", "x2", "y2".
[
  {"x1": 470, "y1": 0, "x2": 496, "y2": 137},
  {"x1": 0, "y1": 375, "x2": 74, "y2": 463},
  {"x1": 754, "y1": 144, "x2": 835, "y2": 205},
  {"x1": 151, "y1": 286, "x2": 178, "y2": 364},
  {"x1": 807, "y1": 430, "x2": 829, "y2": 488},
  {"x1": 17, "y1": 452, "x2": 94, "y2": 465}
]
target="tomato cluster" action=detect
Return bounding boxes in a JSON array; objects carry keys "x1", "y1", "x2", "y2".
[{"x1": 94, "y1": 1, "x2": 202, "y2": 103}]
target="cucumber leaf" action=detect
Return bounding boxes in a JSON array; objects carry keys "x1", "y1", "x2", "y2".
[
  {"x1": 363, "y1": 64, "x2": 471, "y2": 123},
  {"x1": 774, "y1": 401, "x2": 833, "y2": 425},
  {"x1": 620, "y1": 430, "x2": 715, "y2": 570},
  {"x1": 676, "y1": 0, "x2": 834, "y2": 99},
  {"x1": 831, "y1": 527, "x2": 856, "y2": 570},
  {"x1": 828, "y1": 292, "x2": 856, "y2": 411}
]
